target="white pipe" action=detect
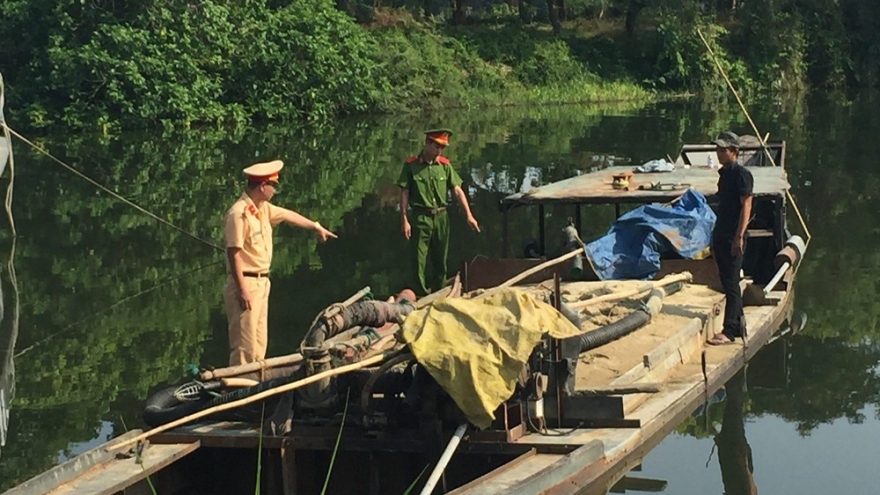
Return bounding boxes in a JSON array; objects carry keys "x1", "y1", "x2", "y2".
[
  {"x1": 763, "y1": 261, "x2": 790, "y2": 295},
  {"x1": 419, "y1": 423, "x2": 468, "y2": 495}
]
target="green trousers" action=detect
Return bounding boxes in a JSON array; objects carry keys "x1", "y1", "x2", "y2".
[{"x1": 411, "y1": 211, "x2": 450, "y2": 296}]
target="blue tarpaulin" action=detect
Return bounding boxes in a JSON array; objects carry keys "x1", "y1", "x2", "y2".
[{"x1": 585, "y1": 189, "x2": 716, "y2": 280}]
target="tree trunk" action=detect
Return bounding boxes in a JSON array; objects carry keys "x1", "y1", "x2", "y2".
[
  {"x1": 518, "y1": 0, "x2": 529, "y2": 23},
  {"x1": 625, "y1": 1, "x2": 644, "y2": 35},
  {"x1": 547, "y1": 0, "x2": 560, "y2": 34},
  {"x1": 450, "y1": 0, "x2": 465, "y2": 25},
  {"x1": 557, "y1": 0, "x2": 566, "y2": 21}
]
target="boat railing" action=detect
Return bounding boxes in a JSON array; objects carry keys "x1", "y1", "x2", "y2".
[{"x1": 677, "y1": 139, "x2": 786, "y2": 169}]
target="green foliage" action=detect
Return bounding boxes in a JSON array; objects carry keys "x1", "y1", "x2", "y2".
[
  {"x1": 367, "y1": 27, "x2": 514, "y2": 111},
  {"x1": 5, "y1": 0, "x2": 880, "y2": 130},
  {"x1": 3, "y1": 0, "x2": 381, "y2": 128},
  {"x1": 653, "y1": 4, "x2": 752, "y2": 95},
  {"x1": 0, "y1": 1, "x2": 653, "y2": 130},
  {"x1": 728, "y1": 1, "x2": 808, "y2": 92},
  {"x1": 513, "y1": 40, "x2": 592, "y2": 87}
]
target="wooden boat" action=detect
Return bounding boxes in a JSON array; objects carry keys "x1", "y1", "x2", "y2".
[{"x1": 4, "y1": 138, "x2": 807, "y2": 495}]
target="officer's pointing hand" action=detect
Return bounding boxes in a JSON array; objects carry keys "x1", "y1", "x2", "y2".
[{"x1": 315, "y1": 224, "x2": 338, "y2": 242}]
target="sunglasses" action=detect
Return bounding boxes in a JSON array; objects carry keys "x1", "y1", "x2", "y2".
[{"x1": 264, "y1": 181, "x2": 279, "y2": 188}]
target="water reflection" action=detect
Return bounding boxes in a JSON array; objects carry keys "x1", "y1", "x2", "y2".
[
  {"x1": 714, "y1": 370, "x2": 757, "y2": 495},
  {"x1": 2, "y1": 92, "x2": 880, "y2": 492}
]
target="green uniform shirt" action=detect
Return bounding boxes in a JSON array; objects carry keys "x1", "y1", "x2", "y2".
[{"x1": 396, "y1": 155, "x2": 463, "y2": 209}]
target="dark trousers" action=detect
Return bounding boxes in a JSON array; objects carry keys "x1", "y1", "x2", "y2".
[{"x1": 713, "y1": 236, "x2": 745, "y2": 338}]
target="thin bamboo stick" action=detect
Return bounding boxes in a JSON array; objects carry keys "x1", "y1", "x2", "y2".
[
  {"x1": 474, "y1": 248, "x2": 585, "y2": 300},
  {"x1": 569, "y1": 272, "x2": 692, "y2": 309},
  {"x1": 110, "y1": 350, "x2": 399, "y2": 452},
  {"x1": 696, "y1": 28, "x2": 812, "y2": 246}
]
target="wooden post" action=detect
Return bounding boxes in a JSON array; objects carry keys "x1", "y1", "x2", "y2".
[
  {"x1": 502, "y1": 208, "x2": 509, "y2": 258},
  {"x1": 538, "y1": 204, "x2": 545, "y2": 256},
  {"x1": 281, "y1": 440, "x2": 297, "y2": 495},
  {"x1": 553, "y1": 273, "x2": 563, "y2": 428}
]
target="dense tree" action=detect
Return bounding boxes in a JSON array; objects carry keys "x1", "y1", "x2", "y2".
[{"x1": 3, "y1": 0, "x2": 880, "y2": 129}]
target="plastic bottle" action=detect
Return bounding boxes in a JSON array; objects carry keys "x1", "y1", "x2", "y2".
[{"x1": 708, "y1": 155, "x2": 715, "y2": 169}]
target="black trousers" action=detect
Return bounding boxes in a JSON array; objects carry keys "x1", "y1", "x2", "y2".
[{"x1": 713, "y1": 236, "x2": 745, "y2": 338}]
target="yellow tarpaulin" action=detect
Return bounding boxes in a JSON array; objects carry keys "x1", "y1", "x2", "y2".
[{"x1": 400, "y1": 288, "x2": 582, "y2": 429}]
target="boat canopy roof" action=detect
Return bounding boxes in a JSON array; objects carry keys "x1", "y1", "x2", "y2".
[{"x1": 501, "y1": 142, "x2": 791, "y2": 210}]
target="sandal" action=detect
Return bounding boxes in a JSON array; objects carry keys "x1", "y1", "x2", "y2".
[{"x1": 707, "y1": 333, "x2": 736, "y2": 346}]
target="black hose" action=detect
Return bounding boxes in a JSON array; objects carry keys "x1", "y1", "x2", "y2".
[
  {"x1": 574, "y1": 310, "x2": 651, "y2": 353},
  {"x1": 303, "y1": 300, "x2": 414, "y2": 349},
  {"x1": 557, "y1": 308, "x2": 652, "y2": 397}
]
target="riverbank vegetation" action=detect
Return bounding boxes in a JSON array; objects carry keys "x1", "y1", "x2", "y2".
[{"x1": 1, "y1": 0, "x2": 878, "y2": 129}]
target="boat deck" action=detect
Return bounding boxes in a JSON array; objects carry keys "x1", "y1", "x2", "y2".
[
  {"x1": 501, "y1": 165, "x2": 790, "y2": 207},
  {"x1": 450, "y1": 294, "x2": 790, "y2": 495}
]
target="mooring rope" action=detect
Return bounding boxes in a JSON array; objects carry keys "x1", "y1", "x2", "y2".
[
  {"x1": 14, "y1": 258, "x2": 223, "y2": 358},
  {"x1": 697, "y1": 28, "x2": 813, "y2": 251},
  {"x1": 0, "y1": 125, "x2": 223, "y2": 252}
]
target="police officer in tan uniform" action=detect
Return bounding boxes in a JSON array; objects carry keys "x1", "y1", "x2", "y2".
[{"x1": 224, "y1": 160, "x2": 337, "y2": 366}]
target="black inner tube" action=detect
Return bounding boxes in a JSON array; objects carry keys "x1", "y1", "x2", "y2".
[{"x1": 143, "y1": 366, "x2": 307, "y2": 427}]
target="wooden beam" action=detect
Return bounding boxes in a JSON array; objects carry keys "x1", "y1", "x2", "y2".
[
  {"x1": 5, "y1": 430, "x2": 146, "y2": 495},
  {"x1": 281, "y1": 440, "x2": 297, "y2": 495},
  {"x1": 44, "y1": 442, "x2": 199, "y2": 495},
  {"x1": 578, "y1": 384, "x2": 661, "y2": 396}
]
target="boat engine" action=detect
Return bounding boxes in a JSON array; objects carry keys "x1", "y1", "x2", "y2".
[{"x1": 297, "y1": 290, "x2": 416, "y2": 413}]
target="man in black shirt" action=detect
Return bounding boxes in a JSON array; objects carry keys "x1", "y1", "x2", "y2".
[{"x1": 708, "y1": 131, "x2": 754, "y2": 345}]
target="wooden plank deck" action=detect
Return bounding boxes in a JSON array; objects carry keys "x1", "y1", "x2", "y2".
[
  {"x1": 452, "y1": 288, "x2": 792, "y2": 495},
  {"x1": 44, "y1": 442, "x2": 199, "y2": 495},
  {"x1": 5, "y1": 434, "x2": 199, "y2": 495}
]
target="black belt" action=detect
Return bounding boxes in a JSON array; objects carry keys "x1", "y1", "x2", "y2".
[
  {"x1": 243, "y1": 272, "x2": 270, "y2": 278},
  {"x1": 413, "y1": 206, "x2": 447, "y2": 215}
]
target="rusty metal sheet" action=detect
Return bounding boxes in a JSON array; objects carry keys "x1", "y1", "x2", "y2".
[{"x1": 502, "y1": 165, "x2": 790, "y2": 207}]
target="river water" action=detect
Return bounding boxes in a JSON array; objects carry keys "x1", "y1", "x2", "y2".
[{"x1": 0, "y1": 92, "x2": 877, "y2": 493}]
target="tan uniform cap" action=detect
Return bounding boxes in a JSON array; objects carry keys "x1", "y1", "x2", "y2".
[{"x1": 244, "y1": 160, "x2": 284, "y2": 181}]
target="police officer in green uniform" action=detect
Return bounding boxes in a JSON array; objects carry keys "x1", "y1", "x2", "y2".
[{"x1": 397, "y1": 129, "x2": 480, "y2": 296}]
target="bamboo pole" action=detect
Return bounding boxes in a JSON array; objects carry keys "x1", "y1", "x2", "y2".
[
  {"x1": 568, "y1": 272, "x2": 692, "y2": 309},
  {"x1": 696, "y1": 28, "x2": 812, "y2": 248},
  {"x1": 220, "y1": 377, "x2": 260, "y2": 388},
  {"x1": 199, "y1": 287, "x2": 371, "y2": 380},
  {"x1": 474, "y1": 248, "x2": 585, "y2": 300},
  {"x1": 199, "y1": 327, "x2": 364, "y2": 381},
  {"x1": 110, "y1": 350, "x2": 400, "y2": 452}
]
